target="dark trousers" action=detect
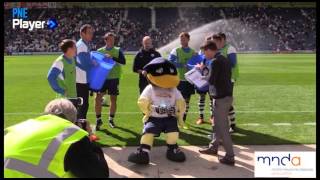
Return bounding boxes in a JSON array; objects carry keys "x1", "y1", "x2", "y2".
[
  {"x1": 76, "y1": 83, "x2": 89, "y2": 120},
  {"x1": 139, "y1": 79, "x2": 149, "y2": 94}
]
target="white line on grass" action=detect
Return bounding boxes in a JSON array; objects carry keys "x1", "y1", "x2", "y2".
[
  {"x1": 4, "y1": 110, "x2": 315, "y2": 115},
  {"x1": 5, "y1": 112, "x2": 316, "y2": 126},
  {"x1": 241, "y1": 123, "x2": 260, "y2": 126},
  {"x1": 272, "y1": 123, "x2": 292, "y2": 126},
  {"x1": 303, "y1": 122, "x2": 316, "y2": 126}
]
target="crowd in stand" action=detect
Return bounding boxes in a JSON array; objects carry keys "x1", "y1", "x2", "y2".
[{"x1": 4, "y1": 7, "x2": 316, "y2": 53}]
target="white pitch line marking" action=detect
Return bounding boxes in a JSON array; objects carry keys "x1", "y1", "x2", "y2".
[
  {"x1": 272, "y1": 123, "x2": 292, "y2": 126},
  {"x1": 241, "y1": 123, "x2": 260, "y2": 126},
  {"x1": 303, "y1": 122, "x2": 316, "y2": 126},
  {"x1": 4, "y1": 110, "x2": 315, "y2": 115}
]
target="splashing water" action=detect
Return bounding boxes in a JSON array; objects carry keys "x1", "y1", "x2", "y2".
[{"x1": 157, "y1": 18, "x2": 275, "y2": 55}]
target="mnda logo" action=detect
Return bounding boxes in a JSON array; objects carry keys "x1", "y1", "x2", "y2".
[{"x1": 257, "y1": 153, "x2": 301, "y2": 166}]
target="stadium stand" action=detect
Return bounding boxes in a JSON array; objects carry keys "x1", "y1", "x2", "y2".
[{"x1": 4, "y1": 3, "x2": 316, "y2": 53}]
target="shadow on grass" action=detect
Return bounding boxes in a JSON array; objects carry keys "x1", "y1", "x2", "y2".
[
  {"x1": 189, "y1": 124, "x2": 212, "y2": 133},
  {"x1": 94, "y1": 124, "x2": 308, "y2": 148},
  {"x1": 185, "y1": 126, "x2": 212, "y2": 136},
  {"x1": 94, "y1": 126, "x2": 168, "y2": 147},
  {"x1": 179, "y1": 131, "x2": 211, "y2": 146},
  {"x1": 230, "y1": 127, "x2": 304, "y2": 145},
  {"x1": 190, "y1": 125, "x2": 307, "y2": 145}
]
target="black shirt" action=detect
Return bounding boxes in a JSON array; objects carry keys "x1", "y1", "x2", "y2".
[
  {"x1": 133, "y1": 48, "x2": 161, "y2": 82},
  {"x1": 64, "y1": 136, "x2": 109, "y2": 178},
  {"x1": 208, "y1": 54, "x2": 233, "y2": 99}
]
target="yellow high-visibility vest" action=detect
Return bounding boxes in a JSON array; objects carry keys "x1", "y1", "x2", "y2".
[{"x1": 4, "y1": 114, "x2": 88, "y2": 178}]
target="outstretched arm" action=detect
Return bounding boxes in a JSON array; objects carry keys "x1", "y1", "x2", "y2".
[{"x1": 76, "y1": 52, "x2": 92, "y2": 71}]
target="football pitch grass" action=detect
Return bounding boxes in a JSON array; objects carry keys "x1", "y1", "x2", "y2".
[{"x1": 4, "y1": 54, "x2": 316, "y2": 147}]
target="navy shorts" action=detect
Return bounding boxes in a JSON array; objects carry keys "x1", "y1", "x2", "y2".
[
  {"x1": 143, "y1": 116, "x2": 179, "y2": 137},
  {"x1": 177, "y1": 81, "x2": 195, "y2": 99},
  {"x1": 97, "y1": 79, "x2": 119, "y2": 95},
  {"x1": 196, "y1": 88, "x2": 209, "y2": 94}
]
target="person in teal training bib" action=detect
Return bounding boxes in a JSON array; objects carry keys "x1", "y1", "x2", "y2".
[
  {"x1": 168, "y1": 32, "x2": 197, "y2": 129},
  {"x1": 95, "y1": 32, "x2": 126, "y2": 130},
  {"x1": 47, "y1": 39, "x2": 98, "y2": 141},
  {"x1": 47, "y1": 39, "x2": 77, "y2": 98}
]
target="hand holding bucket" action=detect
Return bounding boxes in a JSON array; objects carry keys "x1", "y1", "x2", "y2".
[
  {"x1": 89, "y1": 51, "x2": 116, "y2": 91},
  {"x1": 187, "y1": 54, "x2": 204, "y2": 70}
]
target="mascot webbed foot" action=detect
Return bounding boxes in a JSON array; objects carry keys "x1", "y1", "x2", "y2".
[
  {"x1": 166, "y1": 144, "x2": 186, "y2": 162},
  {"x1": 128, "y1": 148, "x2": 150, "y2": 164}
]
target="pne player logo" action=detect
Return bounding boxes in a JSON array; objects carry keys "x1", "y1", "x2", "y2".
[{"x1": 12, "y1": 8, "x2": 58, "y2": 31}]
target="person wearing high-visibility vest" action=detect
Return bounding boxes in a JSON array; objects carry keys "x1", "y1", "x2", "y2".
[
  {"x1": 47, "y1": 39, "x2": 78, "y2": 99},
  {"x1": 95, "y1": 32, "x2": 126, "y2": 130},
  {"x1": 4, "y1": 98, "x2": 109, "y2": 178},
  {"x1": 47, "y1": 39, "x2": 98, "y2": 141},
  {"x1": 168, "y1": 32, "x2": 197, "y2": 129}
]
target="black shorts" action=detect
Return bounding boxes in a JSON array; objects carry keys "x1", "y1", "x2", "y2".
[
  {"x1": 177, "y1": 81, "x2": 195, "y2": 99},
  {"x1": 139, "y1": 78, "x2": 149, "y2": 94},
  {"x1": 76, "y1": 83, "x2": 89, "y2": 119},
  {"x1": 143, "y1": 116, "x2": 179, "y2": 137},
  {"x1": 196, "y1": 88, "x2": 209, "y2": 94},
  {"x1": 97, "y1": 79, "x2": 119, "y2": 95}
]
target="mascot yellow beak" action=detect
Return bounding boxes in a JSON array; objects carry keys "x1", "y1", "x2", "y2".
[
  {"x1": 144, "y1": 57, "x2": 180, "y2": 89},
  {"x1": 147, "y1": 74, "x2": 179, "y2": 88}
]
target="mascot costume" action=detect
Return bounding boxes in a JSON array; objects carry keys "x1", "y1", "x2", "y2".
[{"x1": 128, "y1": 57, "x2": 186, "y2": 164}]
